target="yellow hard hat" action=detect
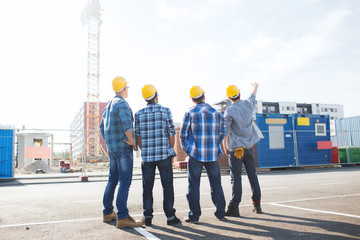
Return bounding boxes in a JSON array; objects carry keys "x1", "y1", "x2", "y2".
[
  {"x1": 190, "y1": 86, "x2": 204, "y2": 99},
  {"x1": 142, "y1": 84, "x2": 157, "y2": 100},
  {"x1": 112, "y1": 76, "x2": 127, "y2": 92},
  {"x1": 226, "y1": 85, "x2": 240, "y2": 98}
]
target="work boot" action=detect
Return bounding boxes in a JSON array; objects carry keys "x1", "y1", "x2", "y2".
[
  {"x1": 167, "y1": 216, "x2": 181, "y2": 225},
  {"x1": 218, "y1": 217, "x2": 228, "y2": 222},
  {"x1": 144, "y1": 217, "x2": 152, "y2": 226},
  {"x1": 252, "y1": 203, "x2": 262, "y2": 214},
  {"x1": 183, "y1": 217, "x2": 199, "y2": 224},
  {"x1": 225, "y1": 205, "x2": 240, "y2": 217},
  {"x1": 103, "y1": 211, "x2": 117, "y2": 222},
  {"x1": 116, "y1": 216, "x2": 144, "y2": 229}
]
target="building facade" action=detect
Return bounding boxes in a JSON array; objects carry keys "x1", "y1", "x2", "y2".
[
  {"x1": 70, "y1": 102, "x2": 108, "y2": 161},
  {"x1": 214, "y1": 99, "x2": 344, "y2": 120},
  {"x1": 256, "y1": 101, "x2": 344, "y2": 120},
  {"x1": 16, "y1": 132, "x2": 52, "y2": 169}
]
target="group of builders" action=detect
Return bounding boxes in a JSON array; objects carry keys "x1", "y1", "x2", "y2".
[{"x1": 100, "y1": 76, "x2": 263, "y2": 228}]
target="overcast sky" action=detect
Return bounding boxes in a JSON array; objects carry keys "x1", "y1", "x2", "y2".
[{"x1": 1, "y1": 0, "x2": 359, "y2": 135}]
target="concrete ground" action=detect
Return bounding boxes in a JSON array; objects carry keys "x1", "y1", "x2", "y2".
[{"x1": 1, "y1": 166, "x2": 360, "y2": 240}]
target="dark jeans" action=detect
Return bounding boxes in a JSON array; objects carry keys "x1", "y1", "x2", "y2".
[
  {"x1": 187, "y1": 157, "x2": 226, "y2": 221},
  {"x1": 142, "y1": 157, "x2": 176, "y2": 219},
  {"x1": 103, "y1": 146, "x2": 133, "y2": 220},
  {"x1": 228, "y1": 147, "x2": 261, "y2": 206}
]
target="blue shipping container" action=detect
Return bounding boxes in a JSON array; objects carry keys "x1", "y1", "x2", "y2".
[
  {"x1": 294, "y1": 114, "x2": 332, "y2": 166},
  {"x1": 256, "y1": 114, "x2": 296, "y2": 168},
  {"x1": 0, "y1": 129, "x2": 14, "y2": 178}
]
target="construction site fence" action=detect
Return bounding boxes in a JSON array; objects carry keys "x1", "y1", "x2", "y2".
[{"x1": 0, "y1": 128, "x2": 360, "y2": 178}]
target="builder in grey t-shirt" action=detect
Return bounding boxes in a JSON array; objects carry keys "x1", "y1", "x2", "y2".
[{"x1": 223, "y1": 83, "x2": 263, "y2": 217}]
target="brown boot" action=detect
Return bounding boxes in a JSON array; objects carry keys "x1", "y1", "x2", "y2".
[
  {"x1": 103, "y1": 211, "x2": 117, "y2": 222},
  {"x1": 116, "y1": 216, "x2": 144, "y2": 229}
]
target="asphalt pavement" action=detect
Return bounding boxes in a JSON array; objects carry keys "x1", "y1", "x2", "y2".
[{"x1": 1, "y1": 166, "x2": 360, "y2": 240}]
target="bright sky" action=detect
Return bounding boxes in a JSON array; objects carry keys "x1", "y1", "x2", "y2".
[{"x1": 1, "y1": 0, "x2": 359, "y2": 136}]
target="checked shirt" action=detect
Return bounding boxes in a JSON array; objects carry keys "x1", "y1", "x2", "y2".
[
  {"x1": 135, "y1": 103, "x2": 176, "y2": 162},
  {"x1": 180, "y1": 102, "x2": 225, "y2": 162},
  {"x1": 100, "y1": 95, "x2": 134, "y2": 153}
]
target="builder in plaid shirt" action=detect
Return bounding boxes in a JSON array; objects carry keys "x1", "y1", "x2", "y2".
[
  {"x1": 100, "y1": 76, "x2": 143, "y2": 229},
  {"x1": 180, "y1": 86, "x2": 226, "y2": 224},
  {"x1": 135, "y1": 84, "x2": 181, "y2": 226}
]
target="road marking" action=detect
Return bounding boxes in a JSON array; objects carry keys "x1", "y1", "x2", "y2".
[
  {"x1": 134, "y1": 227, "x2": 161, "y2": 240},
  {"x1": 318, "y1": 182, "x2": 349, "y2": 186},
  {"x1": 2, "y1": 193, "x2": 359, "y2": 229},
  {"x1": 271, "y1": 203, "x2": 360, "y2": 219},
  {"x1": 0, "y1": 205, "x2": 20, "y2": 208},
  {"x1": 262, "y1": 187, "x2": 289, "y2": 190},
  {"x1": 0, "y1": 217, "x2": 102, "y2": 229},
  {"x1": 75, "y1": 200, "x2": 102, "y2": 203},
  {"x1": 270, "y1": 193, "x2": 360, "y2": 204}
]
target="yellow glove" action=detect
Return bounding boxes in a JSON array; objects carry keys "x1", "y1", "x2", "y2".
[{"x1": 234, "y1": 147, "x2": 245, "y2": 159}]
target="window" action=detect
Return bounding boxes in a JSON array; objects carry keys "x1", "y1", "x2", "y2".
[
  {"x1": 269, "y1": 125, "x2": 285, "y2": 149},
  {"x1": 286, "y1": 106, "x2": 290, "y2": 110},
  {"x1": 34, "y1": 139, "x2": 43, "y2": 147},
  {"x1": 263, "y1": 104, "x2": 279, "y2": 113},
  {"x1": 315, "y1": 123, "x2": 327, "y2": 136}
]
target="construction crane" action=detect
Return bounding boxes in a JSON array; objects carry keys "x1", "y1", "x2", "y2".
[{"x1": 81, "y1": 0, "x2": 107, "y2": 161}]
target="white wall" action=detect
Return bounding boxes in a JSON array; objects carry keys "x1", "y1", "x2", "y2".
[
  {"x1": 312, "y1": 103, "x2": 344, "y2": 119},
  {"x1": 279, "y1": 102, "x2": 297, "y2": 114},
  {"x1": 17, "y1": 134, "x2": 50, "y2": 169}
]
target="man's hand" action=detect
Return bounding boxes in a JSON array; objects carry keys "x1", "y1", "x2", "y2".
[
  {"x1": 124, "y1": 131, "x2": 136, "y2": 150},
  {"x1": 224, "y1": 147, "x2": 229, "y2": 156},
  {"x1": 136, "y1": 136, "x2": 142, "y2": 150},
  {"x1": 123, "y1": 139, "x2": 136, "y2": 149},
  {"x1": 252, "y1": 82, "x2": 259, "y2": 96},
  {"x1": 222, "y1": 135, "x2": 229, "y2": 156}
]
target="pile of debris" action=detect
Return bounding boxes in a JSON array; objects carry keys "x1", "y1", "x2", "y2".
[{"x1": 19, "y1": 161, "x2": 56, "y2": 174}]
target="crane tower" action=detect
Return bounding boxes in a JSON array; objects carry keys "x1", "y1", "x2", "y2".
[{"x1": 81, "y1": 0, "x2": 105, "y2": 160}]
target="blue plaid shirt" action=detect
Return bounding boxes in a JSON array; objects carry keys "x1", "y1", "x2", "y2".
[
  {"x1": 100, "y1": 95, "x2": 134, "y2": 153},
  {"x1": 180, "y1": 102, "x2": 225, "y2": 162},
  {"x1": 135, "y1": 103, "x2": 176, "y2": 162}
]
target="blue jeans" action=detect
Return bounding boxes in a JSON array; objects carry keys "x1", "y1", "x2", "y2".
[
  {"x1": 228, "y1": 147, "x2": 261, "y2": 206},
  {"x1": 142, "y1": 157, "x2": 176, "y2": 219},
  {"x1": 103, "y1": 146, "x2": 133, "y2": 220},
  {"x1": 187, "y1": 157, "x2": 226, "y2": 221}
]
